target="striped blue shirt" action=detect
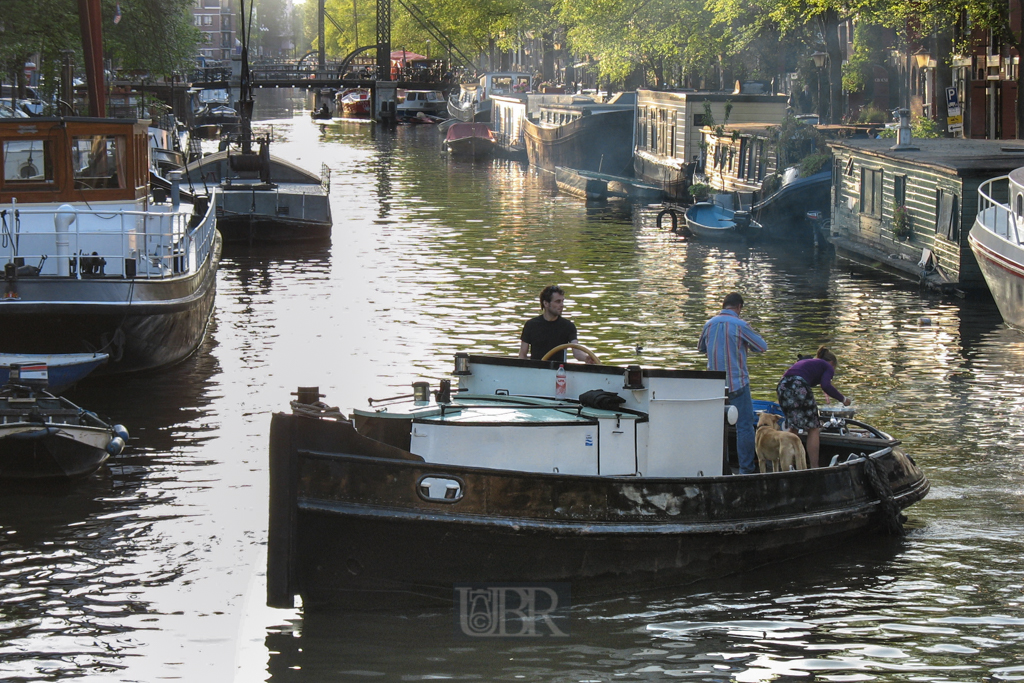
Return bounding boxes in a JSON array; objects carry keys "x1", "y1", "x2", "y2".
[{"x1": 697, "y1": 309, "x2": 768, "y2": 393}]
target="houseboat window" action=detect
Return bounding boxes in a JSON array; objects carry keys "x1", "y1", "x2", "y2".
[
  {"x1": 72, "y1": 135, "x2": 125, "y2": 190},
  {"x1": 2, "y1": 139, "x2": 55, "y2": 186},
  {"x1": 936, "y1": 189, "x2": 959, "y2": 241},
  {"x1": 693, "y1": 113, "x2": 708, "y2": 128},
  {"x1": 860, "y1": 168, "x2": 883, "y2": 217},
  {"x1": 1017, "y1": 194, "x2": 1023, "y2": 217},
  {"x1": 738, "y1": 139, "x2": 747, "y2": 177},
  {"x1": 894, "y1": 174, "x2": 907, "y2": 207},
  {"x1": 651, "y1": 117, "x2": 658, "y2": 151}
]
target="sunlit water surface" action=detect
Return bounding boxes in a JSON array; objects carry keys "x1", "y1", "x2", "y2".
[{"x1": 1, "y1": 91, "x2": 1022, "y2": 682}]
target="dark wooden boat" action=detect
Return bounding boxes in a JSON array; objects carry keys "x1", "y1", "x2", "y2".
[
  {"x1": 443, "y1": 123, "x2": 497, "y2": 160},
  {"x1": 0, "y1": 362, "x2": 128, "y2": 480},
  {"x1": 0, "y1": 353, "x2": 108, "y2": 393},
  {"x1": 267, "y1": 353, "x2": 929, "y2": 610},
  {"x1": 752, "y1": 168, "x2": 831, "y2": 241}
]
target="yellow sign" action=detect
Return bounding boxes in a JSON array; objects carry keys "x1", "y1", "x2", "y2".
[{"x1": 947, "y1": 115, "x2": 963, "y2": 125}]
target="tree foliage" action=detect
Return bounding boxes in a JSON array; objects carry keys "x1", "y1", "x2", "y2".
[{"x1": 0, "y1": 0, "x2": 199, "y2": 97}]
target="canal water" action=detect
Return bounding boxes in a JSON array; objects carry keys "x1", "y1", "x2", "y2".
[{"x1": 1, "y1": 91, "x2": 1023, "y2": 681}]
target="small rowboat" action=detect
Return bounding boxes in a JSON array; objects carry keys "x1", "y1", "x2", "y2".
[
  {"x1": 443, "y1": 123, "x2": 497, "y2": 160},
  {"x1": 685, "y1": 201, "x2": 763, "y2": 241},
  {"x1": 0, "y1": 362, "x2": 128, "y2": 480}
]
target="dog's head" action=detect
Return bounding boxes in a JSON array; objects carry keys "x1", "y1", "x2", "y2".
[{"x1": 756, "y1": 412, "x2": 781, "y2": 429}]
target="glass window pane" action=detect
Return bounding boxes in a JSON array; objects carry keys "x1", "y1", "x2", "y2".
[
  {"x1": 3, "y1": 139, "x2": 54, "y2": 183},
  {"x1": 72, "y1": 135, "x2": 125, "y2": 190}
]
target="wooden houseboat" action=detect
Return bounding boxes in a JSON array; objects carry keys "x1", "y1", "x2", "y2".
[
  {"x1": 828, "y1": 130, "x2": 1024, "y2": 294},
  {"x1": 492, "y1": 92, "x2": 604, "y2": 161},
  {"x1": 633, "y1": 89, "x2": 789, "y2": 200}
]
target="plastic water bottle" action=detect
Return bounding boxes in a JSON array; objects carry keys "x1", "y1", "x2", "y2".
[{"x1": 555, "y1": 364, "x2": 567, "y2": 397}]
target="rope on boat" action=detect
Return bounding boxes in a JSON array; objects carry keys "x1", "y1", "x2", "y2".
[
  {"x1": 863, "y1": 456, "x2": 906, "y2": 536},
  {"x1": 290, "y1": 400, "x2": 345, "y2": 420}
]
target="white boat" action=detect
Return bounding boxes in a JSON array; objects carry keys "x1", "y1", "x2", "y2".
[
  {"x1": 396, "y1": 90, "x2": 448, "y2": 118},
  {"x1": 0, "y1": 116, "x2": 221, "y2": 374},
  {"x1": 267, "y1": 352, "x2": 929, "y2": 609},
  {"x1": 971, "y1": 171, "x2": 1024, "y2": 328},
  {"x1": 447, "y1": 72, "x2": 534, "y2": 122}
]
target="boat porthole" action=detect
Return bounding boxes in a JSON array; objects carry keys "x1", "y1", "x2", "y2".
[
  {"x1": 346, "y1": 558, "x2": 364, "y2": 576},
  {"x1": 417, "y1": 475, "x2": 465, "y2": 503}
]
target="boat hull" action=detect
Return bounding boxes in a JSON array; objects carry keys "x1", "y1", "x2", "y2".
[
  {"x1": 268, "y1": 412, "x2": 929, "y2": 610},
  {"x1": 0, "y1": 353, "x2": 108, "y2": 392},
  {"x1": 753, "y1": 171, "x2": 831, "y2": 241},
  {"x1": 633, "y1": 150, "x2": 689, "y2": 200},
  {"x1": 0, "y1": 425, "x2": 111, "y2": 479},
  {"x1": 555, "y1": 166, "x2": 607, "y2": 200},
  {"x1": 524, "y1": 110, "x2": 634, "y2": 174},
  {"x1": 969, "y1": 216, "x2": 1024, "y2": 327},
  {"x1": 0, "y1": 235, "x2": 221, "y2": 374}
]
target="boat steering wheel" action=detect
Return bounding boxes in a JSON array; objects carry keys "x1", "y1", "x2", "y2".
[{"x1": 541, "y1": 343, "x2": 601, "y2": 365}]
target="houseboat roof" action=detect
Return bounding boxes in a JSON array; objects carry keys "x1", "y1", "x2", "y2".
[
  {"x1": 828, "y1": 138, "x2": 1024, "y2": 176},
  {"x1": 702, "y1": 123, "x2": 779, "y2": 138},
  {"x1": 637, "y1": 89, "x2": 789, "y2": 104}
]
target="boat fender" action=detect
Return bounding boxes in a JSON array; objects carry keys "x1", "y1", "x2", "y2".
[
  {"x1": 656, "y1": 208, "x2": 679, "y2": 232},
  {"x1": 106, "y1": 436, "x2": 126, "y2": 456},
  {"x1": 862, "y1": 456, "x2": 905, "y2": 536},
  {"x1": 725, "y1": 404, "x2": 738, "y2": 426},
  {"x1": 113, "y1": 424, "x2": 130, "y2": 441}
]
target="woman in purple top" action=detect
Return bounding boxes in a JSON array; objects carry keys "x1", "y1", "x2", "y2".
[{"x1": 776, "y1": 346, "x2": 852, "y2": 468}]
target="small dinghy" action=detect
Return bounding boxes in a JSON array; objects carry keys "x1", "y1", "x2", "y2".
[
  {"x1": 0, "y1": 362, "x2": 128, "y2": 480},
  {"x1": 685, "y1": 201, "x2": 763, "y2": 241}
]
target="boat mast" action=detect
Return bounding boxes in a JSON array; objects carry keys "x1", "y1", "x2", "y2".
[
  {"x1": 237, "y1": 0, "x2": 255, "y2": 154},
  {"x1": 77, "y1": 0, "x2": 106, "y2": 117}
]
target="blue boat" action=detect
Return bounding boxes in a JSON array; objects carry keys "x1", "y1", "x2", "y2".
[
  {"x1": 684, "y1": 202, "x2": 762, "y2": 241},
  {"x1": 0, "y1": 353, "x2": 109, "y2": 393}
]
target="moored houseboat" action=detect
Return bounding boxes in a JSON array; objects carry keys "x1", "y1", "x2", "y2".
[
  {"x1": 828, "y1": 119, "x2": 1024, "y2": 294},
  {"x1": 267, "y1": 352, "x2": 929, "y2": 610},
  {"x1": 969, "y1": 169, "x2": 1024, "y2": 327},
  {"x1": 524, "y1": 93, "x2": 636, "y2": 174},
  {"x1": 633, "y1": 89, "x2": 789, "y2": 200},
  {"x1": 0, "y1": 117, "x2": 221, "y2": 374}
]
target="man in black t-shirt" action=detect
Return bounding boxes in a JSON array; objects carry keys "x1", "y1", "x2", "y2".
[{"x1": 518, "y1": 285, "x2": 597, "y2": 363}]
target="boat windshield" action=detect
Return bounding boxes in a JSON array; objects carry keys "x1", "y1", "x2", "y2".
[{"x1": 72, "y1": 135, "x2": 125, "y2": 190}]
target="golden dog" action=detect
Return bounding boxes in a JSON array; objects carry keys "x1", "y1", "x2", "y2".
[{"x1": 754, "y1": 412, "x2": 807, "y2": 473}]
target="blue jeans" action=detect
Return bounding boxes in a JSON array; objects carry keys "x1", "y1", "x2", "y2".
[{"x1": 728, "y1": 384, "x2": 756, "y2": 474}]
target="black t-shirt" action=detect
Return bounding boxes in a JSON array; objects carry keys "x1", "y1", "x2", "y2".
[{"x1": 521, "y1": 315, "x2": 578, "y2": 361}]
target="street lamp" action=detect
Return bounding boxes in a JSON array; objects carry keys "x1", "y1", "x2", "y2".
[{"x1": 811, "y1": 51, "x2": 827, "y2": 124}]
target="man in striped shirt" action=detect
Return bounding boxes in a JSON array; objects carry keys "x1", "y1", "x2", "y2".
[{"x1": 697, "y1": 292, "x2": 768, "y2": 474}]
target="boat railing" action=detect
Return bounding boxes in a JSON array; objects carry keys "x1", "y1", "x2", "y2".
[
  {"x1": 2, "y1": 203, "x2": 217, "y2": 280},
  {"x1": 977, "y1": 175, "x2": 1024, "y2": 246}
]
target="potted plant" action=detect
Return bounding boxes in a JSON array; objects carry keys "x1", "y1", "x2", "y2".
[
  {"x1": 688, "y1": 183, "x2": 711, "y2": 203},
  {"x1": 892, "y1": 204, "x2": 911, "y2": 241}
]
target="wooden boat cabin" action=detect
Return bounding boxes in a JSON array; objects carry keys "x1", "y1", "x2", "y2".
[
  {"x1": 828, "y1": 135, "x2": 1024, "y2": 293},
  {"x1": 633, "y1": 89, "x2": 789, "y2": 200},
  {"x1": 1, "y1": 117, "x2": 150, "y2": 206},
  {"x1": 492, "y1": 92, "x2": 609, "y2": 160}
]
